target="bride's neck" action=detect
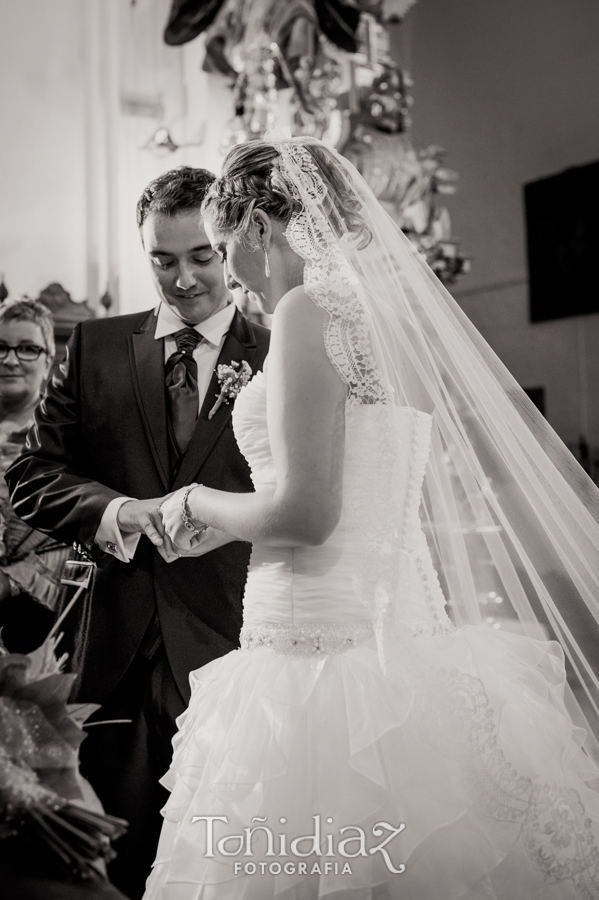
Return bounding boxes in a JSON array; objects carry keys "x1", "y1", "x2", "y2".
[
  {"x1": 282, "y1": 254, "x2": 305, "y2": 293},
  {"x1": 268, "y1": 249, "x2": 305, "y2": 312}
]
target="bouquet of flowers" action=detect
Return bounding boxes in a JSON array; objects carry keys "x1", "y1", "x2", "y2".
[{"x1": 0, "y1": 634, "x2": 127, "y2": 881}]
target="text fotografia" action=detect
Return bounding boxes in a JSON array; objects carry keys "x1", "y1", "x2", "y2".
[{"x1": 190, "y1": 815, "x2": 406, "y2": 875}]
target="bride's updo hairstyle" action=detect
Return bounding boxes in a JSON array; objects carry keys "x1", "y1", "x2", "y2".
[{"x1": 201, "y1": 139, "x2": 371, "y2": 250}]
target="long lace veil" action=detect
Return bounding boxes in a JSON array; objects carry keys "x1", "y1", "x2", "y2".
[{"x1": 261, "y1": 131, "x2": 599, "y2": 767}]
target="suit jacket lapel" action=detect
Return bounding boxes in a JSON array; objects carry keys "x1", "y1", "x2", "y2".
[
  {"x1": 129, "y1": 311, "x2": 170, "y2": 491},
  {"x1": 173, "y1": 309, "x2": 258, "y2": 490}
]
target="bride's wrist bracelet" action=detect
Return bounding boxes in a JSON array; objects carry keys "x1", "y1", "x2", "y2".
[{"x1": 181, "y1": 485, "x2": 208, "y2": 537}]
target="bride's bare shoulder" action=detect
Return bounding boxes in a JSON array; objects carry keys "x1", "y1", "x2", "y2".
[
  {"x1": 275, "y1": 285, "x2": 315, "y2": 311},
  {"x1": 272, "y1": 286, "x2": 327, "y2": 340},
  {"x1": 269, "y1": 286, "x2": 344, "y2": 397}
]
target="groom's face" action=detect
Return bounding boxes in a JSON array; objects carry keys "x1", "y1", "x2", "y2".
[{"x1": 142, "y1": 210, "x2": 231, "y2": 324}]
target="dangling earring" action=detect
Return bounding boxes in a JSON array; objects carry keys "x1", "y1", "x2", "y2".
[{"x1": 263, "y1": 245, "x2": 271, "y2": 278}]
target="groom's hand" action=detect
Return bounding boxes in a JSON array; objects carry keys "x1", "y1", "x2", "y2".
[
  {"x1": 155, "y1": 532, "x2": 184, "y2": 564},
  {"x1": 117, "y1": 497, "x2": 173, "y2": 548}
]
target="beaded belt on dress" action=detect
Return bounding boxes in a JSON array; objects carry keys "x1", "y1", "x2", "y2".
[{"x1": 239, "y1": 620, "x2": 375, "y2": 657}]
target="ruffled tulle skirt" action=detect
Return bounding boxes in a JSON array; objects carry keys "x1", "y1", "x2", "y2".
[{"x1": 143, "y1": 624, "x2": 599, "y2": 899}]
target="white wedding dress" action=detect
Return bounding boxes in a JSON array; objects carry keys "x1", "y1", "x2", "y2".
[{"x1": 143, "y1": 368, "x2": 599, "y2": 900}]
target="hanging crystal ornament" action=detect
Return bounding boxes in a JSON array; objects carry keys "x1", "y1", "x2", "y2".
[
  {"x1": 143, "y1": 123, "x2": 207, "y2": 156},
  {"x1": 290, "y1": 36, "x2": 348, "y2": 145},
  {"x1": 367, "y1": 63, "x2": 412, "y2": 133},
  {"x1": 220, "y1": 35, "x2": 279, "y2": 151},
  {"x1": 342, "y1": 11, "x2": 470, "y2": 284},
  {"x1": 100, "y1": 289, "x2": 113, "y2": 315},
  {"x1": 144, "y1": 126, "x2": 179, "y2": 154},
  {"x1": 220, "y1": 104, "x2": 251, "y2": 154},
  {"x1": 210, "y1": 0, "x2": 466, "y2": 280},
  {"x1": 247, "y1": 45, "x2": 278, "y2": 136},
  {"x1": 401, "y1": 145, "x2": 470, "y2": 284}
]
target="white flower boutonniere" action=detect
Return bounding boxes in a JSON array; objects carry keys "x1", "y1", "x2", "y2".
[{"x1": 208, "y1": 360, "x2": 252, "y2": 420}]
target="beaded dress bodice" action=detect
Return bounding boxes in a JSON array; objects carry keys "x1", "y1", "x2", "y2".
[{"x1": 232, "y1": 369, "x2": 452, "y2": 654}]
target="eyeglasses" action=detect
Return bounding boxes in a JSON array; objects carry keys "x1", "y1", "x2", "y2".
[{"x1": 0, "y1": 343, "x2": 48, "y2": 362}]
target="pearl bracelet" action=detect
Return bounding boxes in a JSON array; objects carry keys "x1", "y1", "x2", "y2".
[{"x1": 181, "y1": 484, "x2": 208, "y2": 538}]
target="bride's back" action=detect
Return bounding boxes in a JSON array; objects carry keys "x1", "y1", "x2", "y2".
[{"x1": 234, "y1": 367, "x2": 450, "y2": 639}]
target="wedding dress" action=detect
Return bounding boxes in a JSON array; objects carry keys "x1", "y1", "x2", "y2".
[
  {"x1": 143, "y1": 133, "x2": 599, "y2": 899},
  {"x1": 143, "y1": 366, "x2": 599, "y2": 900}
]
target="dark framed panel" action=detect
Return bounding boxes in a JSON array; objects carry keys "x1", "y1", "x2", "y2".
[
  {"x1": 523, "y1": 386, "x2": 545, "y2": 417},
  {"x1": 524, "y1": 160, "x2": 599, "y2": 323}
]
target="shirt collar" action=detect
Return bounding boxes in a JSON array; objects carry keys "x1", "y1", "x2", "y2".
[{"x1": 154, "y1": 301, "x2": 236, "y2": 347}]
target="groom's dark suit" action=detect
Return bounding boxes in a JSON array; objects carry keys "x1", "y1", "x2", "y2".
[{"x1": 5, "y1": 305, "x2": 269, "y2": 898}]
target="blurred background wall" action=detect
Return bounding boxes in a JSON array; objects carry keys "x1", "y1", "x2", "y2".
[
  {"x1": 0, "y1": 1, "x2": 87, "y2": 302},
  {"x1": 0, "y1": 0, "x2": 598, "y2": 455},
  {"x1": 407, "y1": 0, "x2": 599, "y2": 451},
  {"x1": 0, "y1": 0, "x2": 231, "y2": 318}
]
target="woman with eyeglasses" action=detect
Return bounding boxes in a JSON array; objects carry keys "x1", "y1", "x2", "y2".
[{"x1": 0, "y1": 298, "x2": 71, "y2": 652}]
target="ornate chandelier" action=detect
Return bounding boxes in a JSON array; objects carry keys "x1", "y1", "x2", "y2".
[{"x1": 164, "y1": 0, "x2": 469, "y2": 284}]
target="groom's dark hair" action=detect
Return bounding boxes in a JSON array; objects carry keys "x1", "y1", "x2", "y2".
[{"x1": 136, "y1": 166, "x2": 216, "y2": 230}]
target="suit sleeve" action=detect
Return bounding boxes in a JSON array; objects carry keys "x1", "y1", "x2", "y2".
[{"x1": 4, "y1": 322, "x2": 121, "y2": 551}]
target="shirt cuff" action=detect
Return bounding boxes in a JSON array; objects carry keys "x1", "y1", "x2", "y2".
[{"x1": 95, "y1": 497, "x2": 141, "y2": 562}]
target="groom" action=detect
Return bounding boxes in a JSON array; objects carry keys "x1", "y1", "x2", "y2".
[{"x1": 5, "y1": 167, "x2": 270, "y2": 899}]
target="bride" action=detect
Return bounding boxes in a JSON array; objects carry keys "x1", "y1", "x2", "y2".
[{"x1": 145, "y1": 134, "x2": 599, "y2": 899}]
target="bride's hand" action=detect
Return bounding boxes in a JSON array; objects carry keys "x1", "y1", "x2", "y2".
[
  {"x1": 159, "y1": 486, "x2": 205, "y2": 550},
  {"x1": 169, "y1": 527, "x2": 237, "y2": 559}
]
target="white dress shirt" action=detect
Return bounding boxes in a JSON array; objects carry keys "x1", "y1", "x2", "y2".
[{"x1": 95, "y1": 301, "x2": 237, "y2": 562}]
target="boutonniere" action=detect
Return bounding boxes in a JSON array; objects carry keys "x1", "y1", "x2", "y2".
[{"x1": 208, "y1": 360, "x2": 253, "y2": 420}]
